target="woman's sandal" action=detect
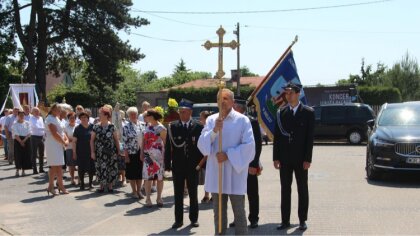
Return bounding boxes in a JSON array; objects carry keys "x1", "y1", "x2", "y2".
[{"x1": 156, "y1": 199, "x2": 163, "y2": 208}]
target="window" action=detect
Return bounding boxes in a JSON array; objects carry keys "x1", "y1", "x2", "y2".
[{"x1": 322, "y1": 106, "x2": 346, "y2": 122}]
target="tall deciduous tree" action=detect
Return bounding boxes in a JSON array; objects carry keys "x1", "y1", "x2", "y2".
[{"x1": 0, "y1": 0, "x2": 148, "y2": 101}]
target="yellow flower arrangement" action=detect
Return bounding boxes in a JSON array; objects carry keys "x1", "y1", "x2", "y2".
[
  {"x1": 154, "y1": 106, "x2": 165, "y2": 119},
  {"x1": 168, "y1": 98, "x2": 178, "y2": 109}
]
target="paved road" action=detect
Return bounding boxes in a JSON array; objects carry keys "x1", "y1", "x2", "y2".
[{"x1": 1, "y1": 144, "x2": 420, "y2": 235}]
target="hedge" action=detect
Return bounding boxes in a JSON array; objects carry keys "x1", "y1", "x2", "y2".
[
  {"x1": 54, "y1": 91, "x2": 96, "y2": 108},
  {"x1": 358, "y1": 86, "x2": 402, "y2": 105},
  {"x1": 167, "y1": 86, "x2": 256, "y2": 103}
]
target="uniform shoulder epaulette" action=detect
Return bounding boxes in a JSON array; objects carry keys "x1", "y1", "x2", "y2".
[{"x1": 302, "y1": 105, "x2": 314, "y2": 112}]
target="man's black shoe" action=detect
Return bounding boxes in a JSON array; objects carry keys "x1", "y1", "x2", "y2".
[
  {"x1": 190, "y1": 222, "x2": 199, "y2": 227},
  {"x1": 276, "y1": 222, "x2": 291, "y2": 230},
  {"x1": 172, "y1": 222, "x2": 183, "y2": 229},
  {"x1": 298, "y1": 222, "x2": 307, "y2": 230},
  {"x1": 249, "y1": 222, "x2": 258, "y2": 228},
  {"x1": 229, "y1": 222, "x2": 235, "y2": 227}
]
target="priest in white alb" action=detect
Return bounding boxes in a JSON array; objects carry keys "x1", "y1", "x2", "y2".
[{"x1": 198, "y1": 88, "x2": 255, "y2": 235}]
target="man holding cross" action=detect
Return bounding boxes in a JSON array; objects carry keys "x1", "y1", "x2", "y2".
[{"x1": 198, "y1": 88, "x2": 255, "y2": 235}]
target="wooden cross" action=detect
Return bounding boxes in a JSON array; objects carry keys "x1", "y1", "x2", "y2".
[{"x1": 202, "y1": 25, "x2": 238, "y2": 234}]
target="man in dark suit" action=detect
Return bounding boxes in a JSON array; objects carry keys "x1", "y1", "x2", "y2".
[
  {"x1": 273, "y1": 82, "x2": 315, "y2": 231},
  {"x1": 165, "y1": 99, "x2": 204, "y2": 229},
  {"x1": 230, "y1": 96, "x2": 262, "y2": 229}
]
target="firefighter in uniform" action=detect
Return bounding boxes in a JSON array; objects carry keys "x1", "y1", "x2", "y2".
[
  {"x1": 273, "y1": 82, "x2": 315, "y2": 231},
  {"x1": 165, "y1": 99, "x2": 204, "y2": 229}
]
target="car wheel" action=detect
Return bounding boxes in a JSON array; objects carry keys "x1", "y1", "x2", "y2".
[
  {"x1": 348, "y1": 130, "x2": 362, "y2": 144},
  {"x1": 366, "y1": 152, "x2": 381, "y2": 180}
]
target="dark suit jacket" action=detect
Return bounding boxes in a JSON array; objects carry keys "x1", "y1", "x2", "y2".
[
  {"x1": 165, "y1": 119, "x2": 204, "y2": 173},
  {"x1": 249, "y1": 116, "x2": 262, "y2": 168},
  {"x1": 273, "y1": 103, "x2": 315, "y2": 164}
]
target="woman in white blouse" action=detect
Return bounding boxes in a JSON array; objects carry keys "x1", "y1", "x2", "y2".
[
  {"x1": 11, "y1": 109, "x2": 32, "y2": 177},
  {"x1": 45, "y1": 103, "x2": 69, "y2": 196},
  {"x1": 64, "y1": 112, "x2": 77, "y2": 185}
]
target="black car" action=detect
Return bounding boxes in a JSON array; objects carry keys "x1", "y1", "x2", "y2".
[
  {"x1": 365, "y1": 102, "x2": 420, "y2": 180},
  {"x1": 313, "y1": 103, "x2": 375, "y2": 144}
]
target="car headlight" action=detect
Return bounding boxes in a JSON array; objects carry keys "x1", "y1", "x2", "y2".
[{"x1": 374, "y1": 138, "x2": 394, "y2": 147}]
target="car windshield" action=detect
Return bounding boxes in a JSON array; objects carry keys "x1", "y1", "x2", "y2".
[
  {"x1": 378, "y1": 107, "x2": 420, "y2": 126},
  {"x1": 192, "y1": 106, "x2": 219, "y2": 118}
]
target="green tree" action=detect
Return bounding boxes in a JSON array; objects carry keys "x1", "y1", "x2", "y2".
[
  {"x1": 0, "y1": 0, "x2": 149, "y2": 100},
  {"x1": 386, "y1": 53, "x2": 420, "y2": 101},
  {"x1": 141, "y1": 71, "x2": 158, "y2": 82},
  {"x1": 173, "y1": 58, "x2": 190, "y2": 75},
  {"x1": 114, "y1": 63, "x2": 143, "y2": 107},
  {"x1": 338, "y1": 59, "x2": 388, "y2": 86},
  {"x1": 240, "y1": 66, "x2": 259, "y2": 77}
]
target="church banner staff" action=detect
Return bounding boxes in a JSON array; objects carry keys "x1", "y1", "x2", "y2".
[{"x1": 247, "y1": 36, "x2": 307, "y2": 140}]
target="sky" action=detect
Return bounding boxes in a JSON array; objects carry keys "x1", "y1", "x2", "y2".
[{"x1": 120, "y1": 0, "x2": 420, "y2": 86}]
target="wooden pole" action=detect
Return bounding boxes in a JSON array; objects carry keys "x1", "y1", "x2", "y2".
[
  {"x1": 202, "y1": 26, "x2": 238, "y2": 234},
  {"x1": 217, "y1": 81, "x2": 224, "y2": 234}
]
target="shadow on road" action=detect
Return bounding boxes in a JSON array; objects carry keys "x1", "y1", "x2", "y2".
[
  {"x1": 314, "y1": 142, "x2": 365, "y2": 147},
  {"x1": 125, "y1": 195, "x2": 175, "y2": 216},
  {"x1": 21, "y1": 195, "x2": 53, "y2": 203},
  {"x1": 0, "y1": 175, "x2": 19, "y2": 181},
  {"x1": 366, "y1": 173, "x2": 420, "y2": 188},
  {"x1": 104, "y1": 197, "x2": 138, "y2": 207},
  {"x1": 150, "y1": 225, "x2": 197, "y2": 235},
  {"x1": 250, "y1": 223, "x2": 305, "y2": 235},
  {"x1": 74, "y1": 191, "x2": 105, "y2": 200}
]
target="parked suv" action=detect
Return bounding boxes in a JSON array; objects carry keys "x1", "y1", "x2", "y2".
[
  {"x1": 191, "y1": 103, "x2": 218, "y2": 121},
  {"x1": 365, "y1": 102, "x2": 420, "y2": 180},
  {"x1": 313, "y1": 103, "x2": 375, "y2": 144}
]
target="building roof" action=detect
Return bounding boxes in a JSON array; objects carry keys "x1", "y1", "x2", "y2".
[{"x1": 162, "y1": 76, "x2": 264, "y2": 91}]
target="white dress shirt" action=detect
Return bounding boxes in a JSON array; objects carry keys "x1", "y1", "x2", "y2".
[{"x1": 29, "y1": 116, "x2": 45, "y2": 136}]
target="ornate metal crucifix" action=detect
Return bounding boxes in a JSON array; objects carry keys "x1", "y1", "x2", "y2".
[
  {"x1": 203, "y1": 26, "x2": 238, "y2": 81},
  {"x1": 202, "y1": 25, "x2": 238, "y2": 234}
]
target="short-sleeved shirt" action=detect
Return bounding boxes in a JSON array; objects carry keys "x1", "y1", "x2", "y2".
[
  {"x1": 73, "y1": 124, "x2": 93, "y2": 156},
  {"x1": 122, "y1": 120, "x2": 145, "y2": 154},
  {"x1": 64, "y1": 124, "x2": 76, "y2": 150},
  {"x1": 4, "y1": 114, "x2": 17, "y2": 137},
  {"x1": 45, "y1": 115, "x2": 64, "y2": 138},
  {"x1": 12, "y1": 121, "x2": 31, "y2": 137},
  {"x1": 29, "y1": 116, "x2": 45, "y2": 136}
]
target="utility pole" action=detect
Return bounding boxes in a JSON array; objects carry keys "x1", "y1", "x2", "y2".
[{"x1": 233, "y1": 22, "x2": 240, "y2": 96}]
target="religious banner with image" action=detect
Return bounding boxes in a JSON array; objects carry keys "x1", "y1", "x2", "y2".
[
  {"x1": 249, "y1": 48, "x2": 306, "y2": 139},
  {"x1": 19, "y1": 92, "x2": 29, "y2": 106},
  {"x1": 0, "y1": 84, "x2": 39, "y2": 114}
]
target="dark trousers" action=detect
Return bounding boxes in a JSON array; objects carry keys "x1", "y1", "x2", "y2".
[
  {"x1": 78, "y1": 169, "x2": 94, "y2": 187},
  {"x1": 247, "y1": 174, "x2": 259, "y2": 224},
  {"x1": 30, "y1": 135, "x2": 44, "y2": 171},
  {"x1": 173, "y1": 170, "x2": 199, "y2": 224},
  {"x1": 280, "y1": 163, "x2": 309, "y2": 223}
]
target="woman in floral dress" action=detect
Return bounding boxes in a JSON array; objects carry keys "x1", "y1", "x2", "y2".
[
  {"x1": 90, "y1": 107, "x2": 120, "y2": 193},
  {"x1": 141, "y1": 109, "x2": 167, "y2": 207}
]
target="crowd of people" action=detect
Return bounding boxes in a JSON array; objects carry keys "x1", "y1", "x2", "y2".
[{"x1": 0, "y1": 83, "x2": 314, "y2": 235}]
